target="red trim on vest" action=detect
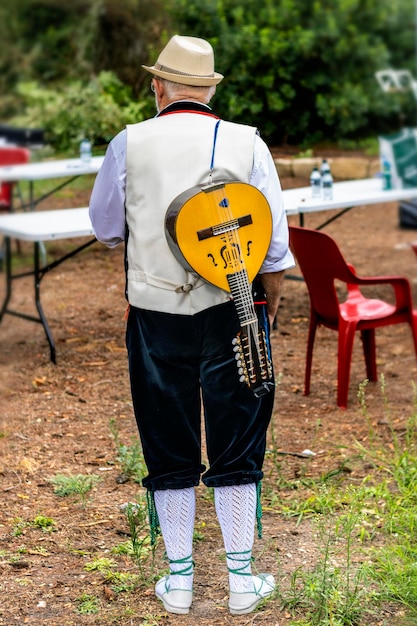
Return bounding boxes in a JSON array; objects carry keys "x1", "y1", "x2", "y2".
[{"x1": 159, "y1": 109, "x2": 220, "y2": 119}]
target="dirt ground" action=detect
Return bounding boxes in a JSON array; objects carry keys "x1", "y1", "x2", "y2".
[{"x1": 1, "y1": 168, "x2": 417, "y2": 625}]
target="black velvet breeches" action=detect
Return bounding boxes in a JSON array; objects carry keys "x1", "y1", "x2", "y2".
[{"x1": 126, "y1": 301, "x2": 275, "y2": 491}]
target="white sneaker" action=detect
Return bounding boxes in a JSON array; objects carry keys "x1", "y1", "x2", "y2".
[
  {"x1": 229, "y1": 573, "x2": 275, "y2": 615},
  {"x1": 155, "y1": 575, "x2": 193, "y2": 615}
]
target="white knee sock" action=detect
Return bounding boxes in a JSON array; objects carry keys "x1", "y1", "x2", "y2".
[
  {"x1": 154, "y1": 487, "x2": 195, "y2": 591},
  {"x1": 214, "y1": 483, "x2": 257, "y2": 593}
]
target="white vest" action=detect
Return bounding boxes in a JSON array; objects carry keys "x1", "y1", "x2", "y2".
[{"x1": 125, "y1": 111, "x2": 257, "y2": 315}]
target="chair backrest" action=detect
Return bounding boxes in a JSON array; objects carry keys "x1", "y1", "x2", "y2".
[
  {"x1": 289, "y1": 226, "x2": 357, "y2": 323},
  {"x1": 0, "y1": 146, "x2": 31, "y2": 166},
  {"x1": 0, "y1": 146, "x2": 30, "y2": 208}
]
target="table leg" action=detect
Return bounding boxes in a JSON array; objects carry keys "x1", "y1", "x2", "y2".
[
  {"x1": 314, "y1": 206, "x2": 353, "y2": 230},
  {"x1": 0, "y1": 237, "x2": 96, "y2": 363},
  {"x1": 23, "y1": 177, "x2": 80, "y2": 211},
  {"x1": 29, "y1": 180, "x2": 34, "y2": 211},
  {"x1": 0, "y1": 237, "x2": 12, "y2": 322},
  {"x1": 34, "y1": 241, "x2": 56, "y2": 363}
]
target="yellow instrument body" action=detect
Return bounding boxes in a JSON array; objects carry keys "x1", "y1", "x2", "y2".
[
  {"x1": 165, "y1": 180, "x2": 275, "y2": 396},
  {"x1": 165, "y1": 181, "x2": 272, "y2": 292}
]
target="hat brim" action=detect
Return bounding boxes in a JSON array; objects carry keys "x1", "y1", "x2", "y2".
[{"x1": 142, "y1": 64, "x2": 223, "y2": 86}]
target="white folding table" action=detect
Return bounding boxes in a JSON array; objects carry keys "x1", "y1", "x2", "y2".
[
  {"x1": 0, "y1": 156, "x2": 104, "y2": 210},
  {"x1": 282, "y1": 176, "x2": 417, "y2": 228},
  {"x1": 0, "y1": 158, "x2": 104, "y2": 360},
  {"x1": 0, "y1": 208, "x2": 95, "y2": 362}
]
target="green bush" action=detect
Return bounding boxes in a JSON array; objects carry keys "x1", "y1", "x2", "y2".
[
  {"x1": 11, "y1": 71, "x2": 151, "y2": 152},
  {"x1": 168, "y1": 0, "x2": 416, "y2": 145},
  {"x1": 2, "y1": 0, "x2": 417, "y2": 148}
]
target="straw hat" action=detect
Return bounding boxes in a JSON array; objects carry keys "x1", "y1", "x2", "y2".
[{"x1": 142, "y1": 35, "x2": 224, "y2": 86}]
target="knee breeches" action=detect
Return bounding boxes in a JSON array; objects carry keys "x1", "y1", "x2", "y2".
[{"x1": 126, "y1": 301, "x2": 274, "y2": 491}]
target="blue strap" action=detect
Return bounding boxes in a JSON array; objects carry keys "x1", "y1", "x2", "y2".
[{"x1": 210, "y1": 120, "x2": 221, "y2": 173}]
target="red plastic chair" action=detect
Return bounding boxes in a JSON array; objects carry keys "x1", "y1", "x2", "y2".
[
  {"x1": 0, "y1": 146, "x2": 31, "y2": 211},
  {"x1": 289, "y1": 225, "x2": 417, "y2": 408}
]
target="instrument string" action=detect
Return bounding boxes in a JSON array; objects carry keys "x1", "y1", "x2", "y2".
[{"x1": 212, "y1": 183, "x2": 261, "y2": 378}]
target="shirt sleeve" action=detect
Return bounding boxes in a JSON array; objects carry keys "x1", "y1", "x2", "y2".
[
  {"x1": 250, "y1": 135, "x2": 295, "y2": 273},
  {"x1": 89, "y1": 129, "x2": 127, "y2": 248}
]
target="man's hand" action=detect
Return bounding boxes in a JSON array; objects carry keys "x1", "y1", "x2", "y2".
[{"x1": 259, "y1": 271, "x2": 285, "y2": 327}]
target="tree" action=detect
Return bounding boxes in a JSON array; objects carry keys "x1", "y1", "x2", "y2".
[
  {"x1": 84, "y1": 0, "x2": 169, "y2": 96},
  {"x1": 2, "y1": 0, "x2": 417, "y2": 148},
  {"x1": 168, "y1": 0, "x2": 417, "y2": 145}
]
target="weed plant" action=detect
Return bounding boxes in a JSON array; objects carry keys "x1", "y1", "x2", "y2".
[
  {"x1": 84, "y1": 557, "x2": 117, "y2": 573},
  {"x1": 104, "y1": 570, "x2": 141, "y2": 593},
  {"x1": 32, "y1": 515, "x2": 56, "y2": 532},
  {"x1": 48, "y1": 473, "x2": 101, "y2": 507},
  {"x1": 110, "y1": 418, "x2": 147, "y2": 483},
  {"x1": 77, "y1": 593, "x2": 100, "y2": 615},
  {"x1": 125, "y1": 498, "x2": 156, "y2": 584},
  {"x1": 109, "y1": 421, "x2": 163, "y2": 584},
  {"x1": 10, "y1": 514, "x2": 57, "y2": 536}
]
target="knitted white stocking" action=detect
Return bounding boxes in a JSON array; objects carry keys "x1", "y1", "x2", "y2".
[
  {"x1": 214, "y1": 483, "x2": 257, "y2": 593},
  {"x1": 154, "y1": 487, "x2": 195, "y2": 591}
]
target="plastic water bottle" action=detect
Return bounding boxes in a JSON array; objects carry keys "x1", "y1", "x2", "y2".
[
  {"x1": 310, "y1": 167, "x2": 321, "y2": 199},
  {"x1": 79, "y1": 138, "x2": 92, "y2": 163},
  {"x1": 320, "y1": 158, "x2": 331, "y2": 177},
  {"x1": 382, "y1": 156, "x2": 392, "y2": 190},
  {"x1": 322, "y1": 170, "x2": 334, "y2": 200}
]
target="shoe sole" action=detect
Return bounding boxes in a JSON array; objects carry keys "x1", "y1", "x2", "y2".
[
  {"x1": 155, "y1": 587, "x2": 192, "y2": 615},
  {"x1": 159, "y1": 599, "x2": 190, "y2": 615},
  {"x1": 229, "y1": 576, "x2": 275, "y2": 615},
  {"x1": 229, "y1": 595, "x2": 269, "y2": 615}
]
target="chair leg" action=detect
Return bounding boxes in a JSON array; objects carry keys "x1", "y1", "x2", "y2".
[
  {"x1": 337, "y1": 321, "x2": 356, "y2": 409},
  {"x1": 409, "y1": 312, "x2": 417, "y2": 366},
  {"x1": 304, "y1": 313, "x2": 318, "y2": 396},
  {"x1": 361, "y1": 329, "x2": 377, "y2": 381}
]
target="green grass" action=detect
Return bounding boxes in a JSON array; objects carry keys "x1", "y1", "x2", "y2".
[{"x1": 269, "y1": 375, "x2": 417, "y2": 624}]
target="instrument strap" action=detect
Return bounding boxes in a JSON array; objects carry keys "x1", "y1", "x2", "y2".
[{"x1": 209, "y1": 119, "x2": 221, "y2": 184}]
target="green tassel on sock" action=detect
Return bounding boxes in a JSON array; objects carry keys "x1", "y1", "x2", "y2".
[
  {"x1": 146, "y1": 489, "x2": 161, "y2": 546},
  {"x1": 256, "y1": 480, "x2": 263, "y2": 539}
]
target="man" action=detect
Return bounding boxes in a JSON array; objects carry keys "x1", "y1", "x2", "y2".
[{"x1": 89, "y1": 34, "x2": 294, "y2": 616}]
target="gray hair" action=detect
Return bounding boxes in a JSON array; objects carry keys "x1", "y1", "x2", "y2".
[{"x1": 158, "y1": 78, "x2": 216, "y2": 104}]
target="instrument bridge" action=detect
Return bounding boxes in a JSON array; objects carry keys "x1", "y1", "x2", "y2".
[{"x1": 197, "y1": 214, "x2": 252, "y2": 241}]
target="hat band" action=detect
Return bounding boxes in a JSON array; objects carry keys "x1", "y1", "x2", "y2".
[{"x1": 155, "y1": 62, "x2": 215, "y2": 79}]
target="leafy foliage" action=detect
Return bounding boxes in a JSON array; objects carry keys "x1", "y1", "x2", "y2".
[
  {"x1": 1, "y1": 0, "x2": 417, "y2": 147},
  {"x1": 168, "y1": 0, "x2": 417, "y2": 145},
  {"x1": 12, "y1": 72, "x2": 150, "y2": 152}
]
